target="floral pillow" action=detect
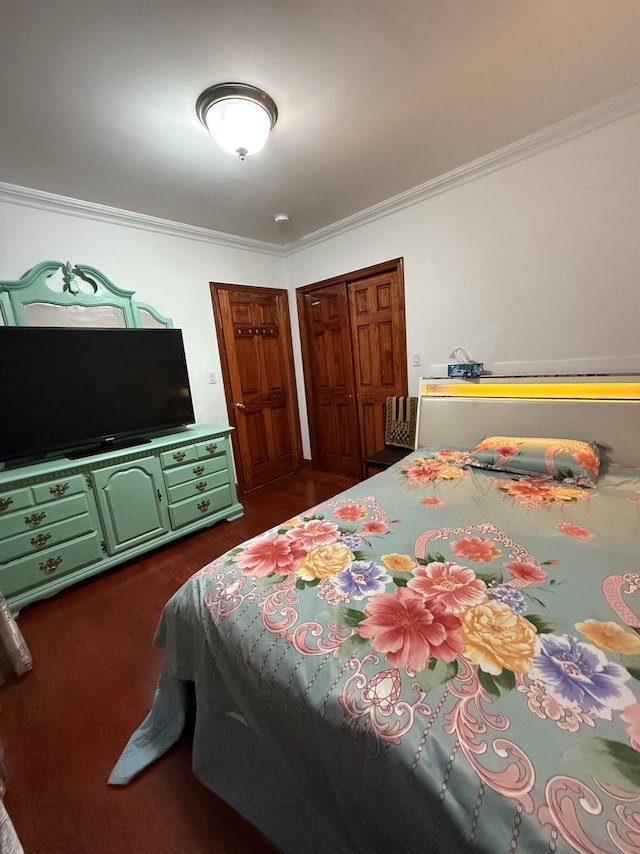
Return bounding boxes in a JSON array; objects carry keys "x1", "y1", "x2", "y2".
[{"x1": 466, "y1": 436, "x2": 601, "y2": 487}]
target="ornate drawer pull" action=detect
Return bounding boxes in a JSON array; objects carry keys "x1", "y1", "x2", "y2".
[
  {"x1": 31, "y1": 533, "x2": 52, "y2": 549},
  {"x1": 39, "y1": 556, "x2": 63, "y2": 574},
  {"x1": 205, "y1": 443, "x2": 218, "y2": 454},
  {"x1": 25, "y1": 512, "x2": 47, "y2": 528},
  {"x1": 173, "y1": 451, "x2": 186, "y2": 462},
  {"x1": 195, "y1": 481, "x2": 208, "y2": 492},
  {"x1": 196, "y1": 500, "x2": 211, "y2": 513},
  {"x1": 193, "y1": 465, "x2": 205, "y2": 476},
  {"x1": 0, "y1": 497, "x2": 13, "y2": 513},
  {"x1": 49, "y1": 482, "x2": 70, "y2": 497}
]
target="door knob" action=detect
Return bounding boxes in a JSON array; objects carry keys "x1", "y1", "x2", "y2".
[{"x1": 235, "y1": 402, "x2": 246, "y2": 410}]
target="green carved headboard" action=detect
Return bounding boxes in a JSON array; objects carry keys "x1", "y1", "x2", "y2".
[{"x1": 0, "y1": 261, "x2": 172, "y2": 328}]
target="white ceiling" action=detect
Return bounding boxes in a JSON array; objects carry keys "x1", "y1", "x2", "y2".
[{"x1": 1, "y1": 0, "x2": 638, "y2": 245}]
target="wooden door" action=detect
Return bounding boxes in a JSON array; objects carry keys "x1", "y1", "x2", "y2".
[
  {"x1": 298, "y1": 259, "x2": 407, "y2": 478},
  {"x1": 348, "y1": 269, "x2": 408, "y2": 460},
  {"x1": 300, "y1": 284, "x2": 361, "y2": 478},
  {"x1": 211, "y1": 284, "x2": 302, "y2": 492}
]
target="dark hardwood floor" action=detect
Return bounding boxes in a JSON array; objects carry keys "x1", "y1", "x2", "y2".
[{"x1": 3, "y1": 469, "x2": 357, "y2": 854}]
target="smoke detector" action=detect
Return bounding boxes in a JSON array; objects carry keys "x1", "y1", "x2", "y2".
[{"x1": 274, "y1": 213, "x2": 290, "y2": 224}]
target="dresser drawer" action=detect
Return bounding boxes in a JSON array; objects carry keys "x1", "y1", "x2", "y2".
[
  {"x1": 0, "y1": 533, "x2": 102, "y2": 598},
  {"x1": 0, "y1": 487, "x2": 33, "y2": 515},
  {"x1": 160, "y1": 445, "x2": 197, "y2": 469},
  {"x1": 32, "y1": 474, "x2": 86, "y2": 504},
  {"x1": 0, "y1": 493, "x2": 90, "y2": 540},
  {"x1": 167, "y1": 469, "x2": 229, "y2": 505},
  {"x1": 164, "y1": 455, "x2": 228, "y2": 488},
  {"x1": 196, "y1": 436, "x2": 227, "y2": 460},
  {"x1": 0, "y1": 513, "x2": 96, "y2": 564},
  {"x1": 168, "y1": 484, "x2": 232, "y2": 529}
]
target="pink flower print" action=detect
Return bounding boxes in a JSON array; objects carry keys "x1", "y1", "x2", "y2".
[
  {"x1": 362, "y1": 669, "x2": 402, "y2": 715},
  {"x1": 358, "y1": 588, "x2": 464, "y2": 672},
  {"x1": 573, "y1": 448, "x2": 600, "y2": 477},
  {"x1": 404, "y1": 459, "x2": 446, "y2": 487},
  {"x1": 620, "y1": 703, "x2": 640, "y2": 751},
  {"x1": 420, "y1": 497, "x2": 443, "y2": 507},
  {"x1": 286, "y1": 519, "x2": 340, "y2": 549},
  {"x1": 506, "y1": 480, "x2": 554, "y2": 501},
  {"x1": 504, "y1": 560, "x2": 548, "y2": 586},
  {"x1": 316, "y1": 579, "x2": 352, "y2": 605},
  {"x1": 556, "y1": 523, "x2": 594, "y2": 540},
  {"x1": 405, "y1": 466, "x2": 427, "y2": 486},
  {"x1": 333, "y1": 504, "x2": 368, "y2": 522},
  {"x1": 451, "y1": 536, "x2": 502, "y2": 562},
  {"x1": 361, "y1": 520, "x2": 388, "y2": 535},
  {"x1": 422, "y1": 459, "x2": 446, "y2": 475},
  {"x1": 436, "y1": 450, "x2": 471, "y2": 464},
  {"x1": 495, "y1": 444, "x2": 519, "y2": 460},
  {"x1": 408, "y1": 562, "x2": 487, "y2": 613},
  {"x1": 233, "y1": 534, "x2": 306, "y2": 577}
]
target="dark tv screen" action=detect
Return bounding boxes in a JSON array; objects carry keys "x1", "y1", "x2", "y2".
[{"x1": 0, "y1": 327, "x2": 195, "y2": 463}]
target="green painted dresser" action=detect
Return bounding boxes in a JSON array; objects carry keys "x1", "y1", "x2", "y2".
[{"x1": 0, "y1": 425, "x2": 243, "y2": 614}]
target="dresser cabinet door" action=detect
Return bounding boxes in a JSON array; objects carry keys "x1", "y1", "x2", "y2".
[{"x1": 92, "y1": 458, "x2": 169, "y2": 554}]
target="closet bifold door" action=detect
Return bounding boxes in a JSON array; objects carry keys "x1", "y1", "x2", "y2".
[
  {"x1": 347, "y1": 268, "x2": 408, "y2": 464},
  {"x1": 300, "y1": 284, "x2": 362, "y2": 478},
  {"x1": 298, "y1": 259, "x2": 408, "y2": 479}
]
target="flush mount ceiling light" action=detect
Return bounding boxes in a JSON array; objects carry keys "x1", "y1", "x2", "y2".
[{"x1": 196, "y1": 82, "x2": 278, "y2": 161}]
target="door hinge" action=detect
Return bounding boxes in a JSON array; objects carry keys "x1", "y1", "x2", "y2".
[{"x1": 157, "y1": 489, "x2": 163, "y2": 503}]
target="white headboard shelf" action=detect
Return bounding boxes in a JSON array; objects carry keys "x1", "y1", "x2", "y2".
[{"x1": 416, "y1": 375, "x2": 640, "y2": 467}]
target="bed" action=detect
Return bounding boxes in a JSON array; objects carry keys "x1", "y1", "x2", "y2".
[{"x1": 110, "y1": 377, "x2": 640, "y2": 853}]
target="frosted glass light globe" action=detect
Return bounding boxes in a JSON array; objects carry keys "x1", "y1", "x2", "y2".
[{"x1": 205, "y1": 98, "x2": 272, "y2": 159}]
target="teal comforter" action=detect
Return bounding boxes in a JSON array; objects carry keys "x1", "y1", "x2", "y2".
[{"x1": 111, "y1": 451, "x2": 640, "y2": 853}]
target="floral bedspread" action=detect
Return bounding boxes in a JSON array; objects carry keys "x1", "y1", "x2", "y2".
[{"x1": 112, "y1": 450, "x2": 640, "y2": 853}]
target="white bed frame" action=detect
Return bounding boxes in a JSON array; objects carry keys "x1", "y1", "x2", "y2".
[{"x1": 415, "y1": 375, "x2": 640, "y2": 466}]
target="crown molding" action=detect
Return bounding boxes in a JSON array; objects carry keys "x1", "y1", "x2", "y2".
[
  {"x1": 0, "y1": 182, "x2": 285, "y2": 257},
  {"x1": 1, "y1": 88, "x2": 637, "y2": 258},
  {"x1": 283, "y1": 86, "x2": 640, "y2": 255}
]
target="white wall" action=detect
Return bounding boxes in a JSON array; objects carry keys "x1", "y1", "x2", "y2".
[
  {"x1": 1, "y1": 114, "x2": 638, "y2": 462},
  {"x1": 285, "y1": 114, "x2": 640, "y2": 456},
  {"x1": 0, "y1": 206, "x2": 286, "y2": 427}
]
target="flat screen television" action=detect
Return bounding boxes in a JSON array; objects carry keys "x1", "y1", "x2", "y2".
[{"x1": 0, "y1": 326, "x2": 196, "y2": 464}]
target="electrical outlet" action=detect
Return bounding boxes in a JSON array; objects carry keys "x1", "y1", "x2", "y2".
[
  {"x1": 208, "y1": 370, "x2": 217, "y2": 384},
  {"x1": 412, "y1": 352, "x2": 421, "y2": 366}
]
